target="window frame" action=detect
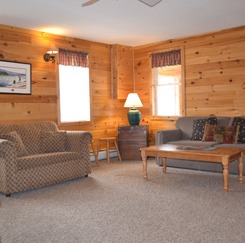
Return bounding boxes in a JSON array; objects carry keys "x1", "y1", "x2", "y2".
[
  {"x1": 151, "y1": 47, "x2": 186, "y2": 119},
  {"x1": 57, "y1": 55, "x2": 92, "y2": 126}
]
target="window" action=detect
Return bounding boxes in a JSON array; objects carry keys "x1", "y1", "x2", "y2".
[
  {"x1": 58, "y1": 49, "x2": 90, "y2": 123},
  {"x1": 153, "y1": 65, "x2": 181, "y2": 116},
  {"x1": 151, "y1": 49, "x2": 184, "y2": 117}
]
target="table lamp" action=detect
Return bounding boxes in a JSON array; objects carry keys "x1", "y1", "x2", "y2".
[{"x1": 124, "y1": 93, "x2": 143, "y2": 126}]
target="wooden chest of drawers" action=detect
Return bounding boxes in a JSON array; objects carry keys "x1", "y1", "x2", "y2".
[{"x1": 118, "y1": 125, "x2": 147, "y2": 160}]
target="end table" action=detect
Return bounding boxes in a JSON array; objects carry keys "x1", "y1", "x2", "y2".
[{"x1": 118, "y1": 125, "x2": 147, "y2": 160}]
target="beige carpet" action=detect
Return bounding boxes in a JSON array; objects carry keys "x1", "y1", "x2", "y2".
[{"x1": 1, "y1": 159, "x2": 245, "y2": 243}]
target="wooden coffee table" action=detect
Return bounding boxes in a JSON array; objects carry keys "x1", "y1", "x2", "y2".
[{"x1": 140, "y1": 144, "x2": 244, "y2": 192}]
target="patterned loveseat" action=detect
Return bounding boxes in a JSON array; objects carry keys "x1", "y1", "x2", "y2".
[{"x1": 0, "y1": 121, "x2": 92, "y2": 196}]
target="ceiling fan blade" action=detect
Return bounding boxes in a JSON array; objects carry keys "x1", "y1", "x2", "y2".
[
  {"x1": 81, "y1": 0, "x2": 100, "y2": 7},
  {"x1": 138, "y1": 0, "x2": 162, "y2": 7}
]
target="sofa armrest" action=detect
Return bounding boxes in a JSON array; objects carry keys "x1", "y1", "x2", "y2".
[
  {"x1": 65, "y1": 131, "x2": 93, "y2": 154},
  {"x1": 155, "y1": 128, "x2": 182, "y2": 166},
  {"x1": 156, "y1": 128, "x2": 182, "y2": 145},
  {"x1": 0, "y1": 139, "x2": 17, "y2": 165},
  {"x1": 0, "y1": 139, "x2": 17, "y2": 189}
]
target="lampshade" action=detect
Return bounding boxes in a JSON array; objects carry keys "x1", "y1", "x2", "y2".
[
  {"x1": 124, "y1": 93, "x2": 143, "y2": 108},
  {"x1": 124, "y1": 93, "x2": 143, "y2": 126}
]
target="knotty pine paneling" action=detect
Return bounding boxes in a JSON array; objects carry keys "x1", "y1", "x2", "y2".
[
  {"x1": 133, "y1": 26, "x2": 245, "y2": 144},
  {"x1": 1, "y1": 24, "x2": 244, "y2": 149},
  {"x1": 111, "y1": 44, "x2": 134, "y2": 99},
  {"x1": 0, "y1": 24, "x2": 130, "y2": 149}
]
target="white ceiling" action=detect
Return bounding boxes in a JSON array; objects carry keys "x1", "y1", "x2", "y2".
[{"x1": 0, "y1": 0, "x2": 245, "y2": 46}]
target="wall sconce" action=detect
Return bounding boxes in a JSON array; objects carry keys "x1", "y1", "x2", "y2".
[{"x1": 43, "y1": 51, "x2": 58, "y2": 63}]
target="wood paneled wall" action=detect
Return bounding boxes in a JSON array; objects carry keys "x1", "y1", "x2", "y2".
[
  {"x1": 0, "y1": 24, "x2": 130, "y2": 148},
  {"x1": 0, "y1": 24, "x2": 244, "y2": 147},
  {"x1": 133, "y1": 26, "x2": 245, "y2": 145},
  {"x1": 111, "y1": 44, "x2": 134, "y2": 99}
]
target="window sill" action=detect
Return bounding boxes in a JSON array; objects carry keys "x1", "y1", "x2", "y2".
[
  {"x1": 58, "y1": 121, "x2": 92, "y2": 127},
  {"x1": 151, "y1": 116, "x2": 181, "y2": 121}
]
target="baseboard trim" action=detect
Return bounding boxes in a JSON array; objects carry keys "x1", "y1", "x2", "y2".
[{"x1": 90, "y1": 150, "x2": 118, "y2": 162}]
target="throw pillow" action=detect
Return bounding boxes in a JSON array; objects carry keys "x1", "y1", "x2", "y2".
[
  {"x1": 40, "y1": 131, "x2": 67, "y2": 153},
  {"x1": 202, "y1": 124, "x2": 239, "y2": 144},
  {"x1": 191, "y1": 117, "x2": 217, "y2": 141},
  {"x1": 232, "y1": 117, "x2": 245, "y2": 143},
  {"x1": 0, "y1": 131, "x2": 29, "y2": 157}
]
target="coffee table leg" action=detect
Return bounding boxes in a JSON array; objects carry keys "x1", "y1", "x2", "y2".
[
  {"x1": 141, "y1": 150, "x2": 148, "y2": 180},
  {"x1": 222, "y1": 158, "x2": 229, "y2": 192},
  {"x1": 238, "y1": 152, "x2": 243, "y2": 183},
  {"x1": 162, "y1": 157, "x2": 166, "y2": 173}
]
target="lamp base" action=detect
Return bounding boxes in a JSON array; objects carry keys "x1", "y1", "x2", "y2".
[{"x1": 127, "y1": 108, "x2": 141, "y2": 126}]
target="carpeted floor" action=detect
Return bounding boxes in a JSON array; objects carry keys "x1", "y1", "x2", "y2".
[{"x1": 1, "y1": 159, "x2": 245, "y2": 243}]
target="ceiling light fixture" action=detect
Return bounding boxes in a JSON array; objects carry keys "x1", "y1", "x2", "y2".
[
  {"x1": 138, "y1": 0, "x2": 162, "y2": 7},
  {"x1": 81, "y1": 0, "x2": 162, "y2": 7}
]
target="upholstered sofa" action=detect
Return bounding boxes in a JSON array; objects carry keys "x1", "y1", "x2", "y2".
[
  {"x1": 156, "y1": 116, "x2": 245, "y2": 174},
  {"x1": 0, "y1": 121, "x2": 92, "y2": 196}
]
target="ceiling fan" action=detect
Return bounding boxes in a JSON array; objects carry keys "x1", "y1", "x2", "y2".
[{"x1": 82, "y1": 0, "x2": 162, "y2": 7}]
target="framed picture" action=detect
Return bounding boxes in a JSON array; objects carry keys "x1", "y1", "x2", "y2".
[{"x1": 0, "y1": 60, "x2": 31, "y2": 94}]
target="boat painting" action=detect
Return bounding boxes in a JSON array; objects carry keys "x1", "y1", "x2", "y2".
[
  {"x1": 0, "y1": 68, "x2": 26, "y2": 88},
  {"x1": 0, "y1": 61, "x2": 31, "y2": 94}
]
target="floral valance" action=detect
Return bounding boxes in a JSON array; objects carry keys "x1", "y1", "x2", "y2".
[
  {"x1": 151, "y1": 49, "x2": 181, "y2": 68},
  {"x1": 59, "y1": 48, "x2": 89, "y2": 67}
]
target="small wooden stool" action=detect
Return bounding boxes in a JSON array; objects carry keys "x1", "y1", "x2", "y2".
[
  {"x1": 97, "y1": 137, "x2": 122, "y2": 163},
  {"x1": 90, "y1": 141, "x2": 99, "y2": 166}
]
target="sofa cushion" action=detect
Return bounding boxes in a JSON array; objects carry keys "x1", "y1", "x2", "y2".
[
  {"x1": 0, "y1": 121, "x2": 59, "y2": 155},
  {"x1": 176, "y1": 116, "x2": 230, "y2": 140},
  {"x1": 202, "y1": 125, "x2": 239, "y2": 144},
  {"x1": 191, "y1": 117, "x2": 217, "y2": 141},
  {"x1": 0, "y1": 131, "x2": 29, "y2": 157},
  {"x1": 40, "y1": 131, "x2": 67, "y2": 153},
  {"x1": 16, "y1": 152, "x2": 81, "y2": 170},
  {"x1": 232, "y1": 117, "x2": 245, "y2": 143}
]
